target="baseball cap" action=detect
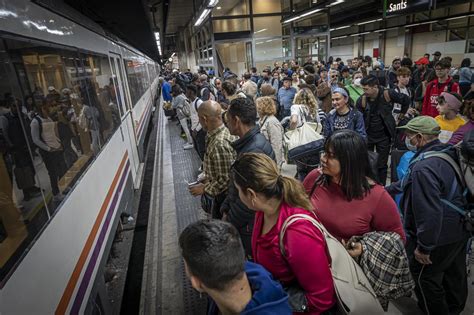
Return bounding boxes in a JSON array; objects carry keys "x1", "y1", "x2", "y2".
[
  {"x1": 397, "y1": 116, "x2": 441, "y2": 135},
  {"x1": 432, "y1": 51, "x2": 441, "y2": 56},
  {"x1": 414, "y1": 57, "x2": 430, "y2": 65}
]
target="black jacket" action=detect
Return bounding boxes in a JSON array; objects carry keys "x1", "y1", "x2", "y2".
[
  {"x1": 221, "y1": 126, "x2": 275, "y2": 256},
  {"x1": 356, "y1": 87, "x2": 410, "y2": 140},
  {"x1": 387, "y1": 141, "x2": 469, "y2": 254}
]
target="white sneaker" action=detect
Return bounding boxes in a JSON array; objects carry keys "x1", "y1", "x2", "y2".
[{"x1": 183, "y1": 143, "x2": 194, "y2": 150}]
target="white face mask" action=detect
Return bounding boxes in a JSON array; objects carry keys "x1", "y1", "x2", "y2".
[
  {"x1": 405, "y1": 135, "x2": 418, "y2": 152},
  {"x1": 353, "y1": 78, "x2": 362, "y2": 86},
  {"x1": 299, "y1": 70, "x2": 305, "y2": 76}
]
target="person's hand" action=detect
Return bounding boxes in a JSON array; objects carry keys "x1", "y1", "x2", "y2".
[
  {"x1": 342, "y1": 240, "x2": 363, "y2": 258},
  {"x1": 189, "y1": 183, "x2": 205, "y2": 196},
  {"x1": 407, "y1": 108, "x2": 417, "y2": 116},
  {"x1": 414, "y1": 247, "x2": 432, "y2": 265}
]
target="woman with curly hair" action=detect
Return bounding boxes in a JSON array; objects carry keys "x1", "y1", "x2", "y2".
[
  {"x1": 289, "y1": 88, "x2": 325, "y2": 130},
  {"x1": 256, "y1": 96, "x2": 285, "y2": 168}
]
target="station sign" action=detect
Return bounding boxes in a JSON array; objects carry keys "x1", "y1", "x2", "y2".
[{"x1": 383, "y1": 0, "x2": 432, "y2": 17}]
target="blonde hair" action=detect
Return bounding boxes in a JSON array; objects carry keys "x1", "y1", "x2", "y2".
[
  {"x1": 293, "y1": 88, "x2": 318, "y2": 115},
  {"x1": 232, "y1": 153, "x2": 313, "y2": 211},
  {"x1": 256, "y1": 96, "x2": 277, "y2": 116}
]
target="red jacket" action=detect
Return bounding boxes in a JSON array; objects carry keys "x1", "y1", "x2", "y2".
[
  {"x1": 252, "y1": 203, "x2": 336, "y2": 315},
  {"x1": 422, "y1": 77, "x2": 460, "y2": 118},
  {"x1": 303, "y1": 169, "x2": 406, "y2": 243}
]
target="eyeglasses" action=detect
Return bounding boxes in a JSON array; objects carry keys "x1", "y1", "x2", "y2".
[{"x1": 320, "y1": 150, "x2": 336, "y2": 160}]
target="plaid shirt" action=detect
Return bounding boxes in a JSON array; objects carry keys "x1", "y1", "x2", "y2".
[
  {"x1": 355, "y1": 232, "x2": 415, "y2": 304},
  {"x1": 203, "y1": 125, "x2": 236, "y2": 197}
]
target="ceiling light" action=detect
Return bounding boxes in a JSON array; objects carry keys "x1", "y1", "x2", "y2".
[
  {"x1": 283, "y1": 15, "x2": 302, "y2": 24},
  {"x1": 254, "y1": 28, "x2": 267, "y2": 33},
  {"x1": 332, "y1": 35, "x2": 348, "y2": 39},
  {"x1": 300, "y1": 8, "x2": 322, "y2": 18},
  {"x1": 216, "y1": 6, "x2": 221, "y2": 10},
  {"x1": 195, "y1": 8, "x2": 211, "y2": 26},
  {"x1": 326, "y1": 0, "x2": 345, "y2": 8},
  {"x1": 208, "y1": 0, "x2": 219, "y2": 7},
  {"x1": 357, "y1": 18, "x2": 382, "y2": 25},
  {"x1": 330, "y1": 25, "x2": 351, "y2": 31}
]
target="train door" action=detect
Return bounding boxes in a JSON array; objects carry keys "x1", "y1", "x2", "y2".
[{"x1": 108, "y1": 53, "x2": 140, "y2": 187}]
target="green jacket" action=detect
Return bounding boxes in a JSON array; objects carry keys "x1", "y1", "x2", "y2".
[{"x1": 346, "y1": 84, "x2": 364, "y2": 104}]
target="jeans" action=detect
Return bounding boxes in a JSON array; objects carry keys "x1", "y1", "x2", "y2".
[{"x1": 41, "y1": 150, "x2": 67, "y2": 196}]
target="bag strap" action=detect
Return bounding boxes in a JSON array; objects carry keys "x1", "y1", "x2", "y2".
[{"x1": 279, "y1": 213, "x2": 328, "y2": 257}]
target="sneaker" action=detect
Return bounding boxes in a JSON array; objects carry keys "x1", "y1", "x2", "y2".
[{"x1": 183, "y1": 143, "x2": 194, "y2": 150}]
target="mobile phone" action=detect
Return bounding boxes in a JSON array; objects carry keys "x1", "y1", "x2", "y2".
[{"x1": 187, "y1": 180, "x2": 200, "y2": 187}]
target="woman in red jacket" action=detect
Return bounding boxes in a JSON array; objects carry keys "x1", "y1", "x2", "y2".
[
  {"x1": 303, "y1": 130, "x2": 405, "y2": 243},
  {"x1": 232, "y1": 153, "x2": 336, "y2": 314}
]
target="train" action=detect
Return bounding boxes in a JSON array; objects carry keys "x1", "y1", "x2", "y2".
[{"x1": 0, "y1": 0, "x2": 158, "y2": 313}]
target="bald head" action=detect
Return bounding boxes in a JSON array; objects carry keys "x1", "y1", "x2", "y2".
[
  {"x1": 198, "y1": 101, "x2": 223, "y2": 132},
  {"x1": 199, "y1": 100, "x2": 221, "y2": 117}
]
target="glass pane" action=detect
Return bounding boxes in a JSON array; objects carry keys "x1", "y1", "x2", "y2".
[
  {"x1": 124, "y1": 59, "x2": 147, "y2": 106},
  {"x1": 292, "y1": 0, "x2": 312, "y2": 12},
  {"x1": 449, "y1": 28, "x2": 467, "y2": 41},
  {"x1": 253, "y1": 17, "x2": 283, "y2": 38},
  {"x1": 216, "y1": 42, "x2": 251, "y2": 75},
  {"x1": 282, "y1": 0, "x2": 291, "y2": 13},
  {"x1": 255, "y1": 38, "x2": 284, "y2": 71},
  {"x1": 213, "y1": 18, "x2": 251, "y2": 32},
  {"x1": 213, "y1": 0, "x2": 249, "y2": 16},
  {"x1": 252, "y1": 0, "x2": 281, "y2": 14}
]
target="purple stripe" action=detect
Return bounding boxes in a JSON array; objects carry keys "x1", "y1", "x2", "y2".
[
  {"x1": 137, "y1": 105, "x2": 151, "y2": 139},
  {"x1": 70, "y1": 161, "x2": 130, "y2": 314}
]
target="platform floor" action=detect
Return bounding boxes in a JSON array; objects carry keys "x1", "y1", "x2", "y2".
[{"x1": 139, "y1": 107, "x2": 474, "y2": 315}]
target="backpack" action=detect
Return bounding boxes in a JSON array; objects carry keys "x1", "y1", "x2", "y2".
[
  {"x1": 407, "y1": 133, "x2": 474, "y2": 231},
  {"x1": 181, "y1": 98, "x2": 192, "y2": 118},
  {"x1": 279, "y1": 213, "x2": 385, "y2": 314},
  {"x1": 200, "y1": 86, "x2": 216, "y2": 101}
]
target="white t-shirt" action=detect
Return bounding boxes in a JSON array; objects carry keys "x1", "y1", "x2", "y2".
[
  {"x1": 291, "y1": 104, "x2": 316, "y2": 126},
  {"x1": 190, "y1": 98, "x2": 203, "y2": 131}
]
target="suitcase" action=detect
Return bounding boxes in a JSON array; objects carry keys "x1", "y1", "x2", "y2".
[{"x1": 14, "y1": 166, "x2": 35, "y2": 189}]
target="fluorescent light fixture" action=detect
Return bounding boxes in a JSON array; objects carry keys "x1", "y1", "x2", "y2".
[
  {"x1": 357, "y1": 18, "x2": 382, "y2": 25},
  {"x1": 154, "y1": 32, "x2": 160, "y2": 40},
  {"x1": 0, "y1": 9, "x2": 18, "y2": 18},
  {"x1": 375, "y1": 28, "x2": 386, "y2": 32},
  {"x1": 300, "y1": 8, "x2": 322, "y2": 18},
  {"x1": 326, "y1": 0, "x2": 345, "y2": 8},
  {"x1": 195, "y1": 8, "x2": 211, "y2": 26},
  {"x1": 254, "y1": 28, "x2": 267, "y2": 33},
  {"x1": 331, "y1": 35, "x2": 348, "y2": 39},
  {"x1": 283, "y1": 15, "x2": 302, "y2": 24},
  {"x1": 445, "y1": 14, "x2": 474, "y2": 21},
  {"x1": 330, "y1": 25, "x2": 351, "y2": 31},
  {"x1": 216, "y1": 6, "x2": 222, "y2": 10},
  {"x1": 350, "y1": 31, "x2": 370, "y2": 37},
  {"x1": 208, "y1": 0, "x2": 219, "y2": 7},
  {"x1": 282, "y1": 7, "x2": 323, "y2": 23}
]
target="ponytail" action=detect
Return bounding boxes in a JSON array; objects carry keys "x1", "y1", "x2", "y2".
[
  {"x1": 279, "y1": 176, "x2": 314, "y2": 211},
  {"x1": 233, "y1": 153, "x2": 313, "y2": 211}
]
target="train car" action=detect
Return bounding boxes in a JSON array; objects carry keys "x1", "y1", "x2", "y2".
[{"x1": 0, "y1": 1, "x2": 159, "y2": 313}]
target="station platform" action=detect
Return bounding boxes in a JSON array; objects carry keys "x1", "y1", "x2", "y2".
[{"x1": 126, "y1": 104, "x2": 474, "y2": 315}]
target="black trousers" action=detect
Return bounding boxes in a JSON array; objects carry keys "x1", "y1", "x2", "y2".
[
  {"x1": 192, "y1": 129, "x2": 206, "y2": 161},
  {"x1": 368, "y1": 137, "x2": 391, "y2": 185},
  {"x1": 407, "y1": 237, "x2": 469, "y2": 315},
  {"x1": 41, "y1": 150, "x2": 67, "y2": 196}
]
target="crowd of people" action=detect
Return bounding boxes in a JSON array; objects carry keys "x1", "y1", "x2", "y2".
[{"x1": 161, "y1": 52, "x2": 474, "y2": 314}]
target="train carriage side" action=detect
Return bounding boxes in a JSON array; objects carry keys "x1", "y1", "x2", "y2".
[{"x1": 0, "y1": 1, "x2": 157, "y2": 314}]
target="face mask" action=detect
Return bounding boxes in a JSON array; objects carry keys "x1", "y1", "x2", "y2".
[
  {"x1": 299, "y1": 70, "x2": 305, "y2": 76},
  {"x1": 353, "y1": 78, "x2": 362, "y2": 86},
  {"x1": 405, "y1": 136, "x2": 418, "y2": 152}
]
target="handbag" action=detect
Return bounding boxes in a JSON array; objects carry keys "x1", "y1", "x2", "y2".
[
  {"x1": 284, "y1": 122, "x2": 323, "y2": 152},
  {"x1": 279, "y1": 214, "x2": 384, "y2": 315}
]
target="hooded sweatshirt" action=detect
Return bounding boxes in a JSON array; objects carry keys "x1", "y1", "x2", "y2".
[{"x1": 207, "y1": 261, "x2": 291, "y2": 315}]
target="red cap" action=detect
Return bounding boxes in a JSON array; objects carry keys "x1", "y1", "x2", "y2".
[{"x1": 415, "y1": 57, "x2": 430, "y2": 65}]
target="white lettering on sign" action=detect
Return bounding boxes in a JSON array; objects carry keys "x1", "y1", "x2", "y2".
[{"x1": 388, "y1": 0, "x2": 408, "y2": 12}]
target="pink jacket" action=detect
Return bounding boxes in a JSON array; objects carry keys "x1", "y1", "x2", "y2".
[{"x1": 251, "y1": 203, "x2": 336, "y2": 314}]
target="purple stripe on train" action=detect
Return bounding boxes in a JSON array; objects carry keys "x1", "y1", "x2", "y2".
[{"x1": 70, "y1": 161, "x2": 130, "y2": 314}]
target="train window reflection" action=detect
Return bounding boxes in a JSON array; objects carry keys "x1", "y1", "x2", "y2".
[{"x1": 124, "y1": 59, "x2": 147, "y2": 106}]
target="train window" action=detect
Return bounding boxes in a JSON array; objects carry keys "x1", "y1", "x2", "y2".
[
  {"x1": 124, "y1": 59, "x2": 147, "y2": 106},
  {"x1": 0, "y1": 37, "x2": 130, "y2": 282}
]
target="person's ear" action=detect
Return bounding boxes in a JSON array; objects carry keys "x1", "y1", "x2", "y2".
[
  {"x1": 247, "y1": 188, "x2": 257, "y2": 204},
  {"x1": 190, "y1": 274, "x2": 205, "y2": 293}
]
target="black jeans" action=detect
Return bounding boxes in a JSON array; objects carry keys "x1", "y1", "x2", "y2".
[
  {"x1": 368, "y1": 137, "x2": 391, "y2": 185},
  {"x1": 41, "y1": 150, "x2": 67, "y2": 196},
  {"x1": 407, "y1": 237, "x2": 469, "y2": 315}
]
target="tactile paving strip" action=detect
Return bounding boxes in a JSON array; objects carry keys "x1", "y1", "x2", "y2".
[{"x1": 168, "y1": 121, "x2": 207, "y2": 314}]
